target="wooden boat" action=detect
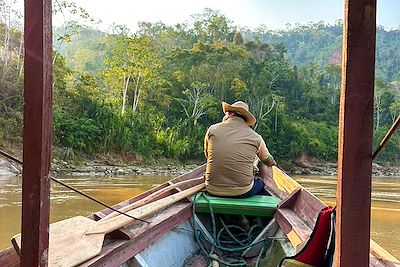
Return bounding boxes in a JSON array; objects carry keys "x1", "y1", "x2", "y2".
[{"x1": 0, "y1": 165, "x2": 399, "y2": 267}]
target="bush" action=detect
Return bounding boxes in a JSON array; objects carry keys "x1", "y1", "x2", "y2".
[
  {"x1": 257, "y1": 117, "x2": 338, "y2": 162},
  {"x1": 156, "y1": 126, "x2": 190, "y2": 159},
  {"x1": 55, "y1": 115, "x2": 101, "y2": 153}
]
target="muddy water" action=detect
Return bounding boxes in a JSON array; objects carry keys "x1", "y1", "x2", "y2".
[
  {"x1": 0, "y1": 174, "x2": 399, "y2": 259},
  {"x1": 0, "y1": 175, "x2": 172, "y2": 251}
]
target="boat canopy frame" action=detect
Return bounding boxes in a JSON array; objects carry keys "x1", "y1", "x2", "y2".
[{"x1": 20, "y1": 0, "x2": 378, "y2": 266}]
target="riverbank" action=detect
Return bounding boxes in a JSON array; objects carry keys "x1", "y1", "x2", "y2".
[
  {"x1": 289, "y1": 161, "x2": 400, "y2": 177},
  {"x1": 1, "y1": 154, "x2": 399, "y2": 177},
  {"x1": 0, "y1": 154, "x2": 200, "y2": 177},
  {"x1": 52, "y1": 158, "x2": 201, "y2": 177}
]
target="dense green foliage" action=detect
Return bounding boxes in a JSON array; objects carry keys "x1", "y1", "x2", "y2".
[
  {"x1": 243, "y1": 21, "x2": 400, "y2": 82},
  {"x1": 1, "y1": 5, "x2": 399, "y2": 164}
]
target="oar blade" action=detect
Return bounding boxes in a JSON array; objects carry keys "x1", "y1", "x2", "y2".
[{"x1": 12, "y1": 216, "x2": 103, "y2": 267}]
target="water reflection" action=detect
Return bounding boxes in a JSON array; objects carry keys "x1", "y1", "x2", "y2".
[{"x1": 0, "y1": 174, "x2": 399, "y2": 259}]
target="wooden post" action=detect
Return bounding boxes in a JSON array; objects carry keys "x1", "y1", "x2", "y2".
[
  {"x1": 21, "y1": 0, "x2": 53, "y2": 265},
  {"x1": 336, "y1": 0, "x2": 376, "y2": 266}
]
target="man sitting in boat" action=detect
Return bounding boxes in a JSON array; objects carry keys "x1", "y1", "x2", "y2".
[{"x1": 204, "y1": 100, "x2": 276, "y2": 198}]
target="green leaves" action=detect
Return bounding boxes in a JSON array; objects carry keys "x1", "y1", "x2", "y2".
[
  {"x1": 4, "y1": 6, "x2": 400, "y2": 164},
  {"x1": 104, "y1": 35, "x2": 163, "y2": 115}
]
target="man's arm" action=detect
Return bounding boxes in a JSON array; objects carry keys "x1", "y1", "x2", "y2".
[
  {"x1": 257, "y1": 137, "x2": 276, "y2": 166},
  {"x1": 204, "y1": 127, "x2": 210, "y2": 158}
]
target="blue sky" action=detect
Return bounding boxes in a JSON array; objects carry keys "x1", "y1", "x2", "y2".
[{"x1": 75, "y1": 0, "x2": 399, "y2": 31}]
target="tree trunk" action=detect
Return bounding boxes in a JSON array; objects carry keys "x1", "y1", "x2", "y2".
[
  {"x1": 1, "y1": 9, "x2": 11, "y2": 81},
  {"x1": 121, "y1": 74, "x2": 130, "y2": 115},
  {"x1": 375, "y1": 96, "x2": 381, "y2": 130},
  {"x1": 132, "y1": 73, "x2": 142, "y2": 114},
  {"x1": 274, "y1": 102, "x2": 279, "y2": 132},
  {"x1": 16, "y1": 33, "x2": 24, "y2": 77},
  {"x1": 254, "y1": 98, "x2": 275, "y2": 131}
]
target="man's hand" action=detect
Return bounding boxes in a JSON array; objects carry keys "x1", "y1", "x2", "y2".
[
  {"x1": 265, "y1": 159, "x2": 277, "y2": 167},
  {"x1": 260, "y1": 154, "x2": 276, "y2": 167}
]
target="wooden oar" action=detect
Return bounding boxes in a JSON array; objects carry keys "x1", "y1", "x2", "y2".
[
  {"x1": 12, "y1": 183, "x2": 205, "y2": 267},
  {"x1": 99, "y1": 176, "x2": 204, "y2": 222},
  {"x1": 372, "y1": 114, "x2": 400, "y2": 160}
]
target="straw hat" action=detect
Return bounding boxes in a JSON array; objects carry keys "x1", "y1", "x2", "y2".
[{"x1": 222, "y1": 101, "x2": 256, "y2": 126}]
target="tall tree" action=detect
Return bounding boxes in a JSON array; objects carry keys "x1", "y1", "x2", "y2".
[
  {"x1": 53, "y1": 0, "x2": 97, "y2": 65},
  {"x1": 233, "y1": 32, "x2": 244, "y2": 46},
  {"x1": 374, "y1": 79, "x2": 390, "y2": 130},
  {"x1": 177, "y1": 81, "x2": 215, "y2": 125},
  {"x1": 190, "y1": 8, "x2": 234, "y2": 42},
  {"x1": 0, "y1": 0, "x2": 22, "y2": 81},
  {"x1": 105, "y1": 35, "x2": 162, "y2": 115}
]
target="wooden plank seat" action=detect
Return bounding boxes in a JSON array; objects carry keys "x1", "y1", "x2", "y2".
[{"x1": 195, "y1": 194, "x2": 280, "y2": 217}]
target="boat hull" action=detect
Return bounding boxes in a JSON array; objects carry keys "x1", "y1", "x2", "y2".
[{"x1": 1, "y1": 164, "x2": 399, "y2": 267}]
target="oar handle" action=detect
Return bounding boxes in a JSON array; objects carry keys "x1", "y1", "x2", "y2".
[
  {"x1": 87, "y1": 183, "x2": 205, "y2": 235},
  {"x1": 99, "y1": 176, "x2": 204, "y2": 221}
]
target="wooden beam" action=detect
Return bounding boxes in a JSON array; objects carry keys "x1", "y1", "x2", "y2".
[
  {"x1": 21, "y1": 0, "x2": 53, "y2": 266},
  {"x1": 336, "y1": 0, "x2": 376, "y2": 266}
]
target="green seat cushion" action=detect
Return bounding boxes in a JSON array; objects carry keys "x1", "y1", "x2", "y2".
[{"x1": 195, "y1": 194, "x2": 280, "y2": 217}]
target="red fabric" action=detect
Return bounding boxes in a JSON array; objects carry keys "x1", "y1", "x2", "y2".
[{"x1": 294, "y1": 206, "x2": 335, "y2": 266}]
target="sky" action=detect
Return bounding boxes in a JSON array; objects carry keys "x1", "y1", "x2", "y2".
[{"x1": 71, "y1": 0, "x2": 400, "y2": 31}]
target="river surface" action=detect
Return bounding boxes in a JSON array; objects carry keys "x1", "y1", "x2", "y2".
[{"x1": 0, "y1": 174, "x2": 399, "y2": 259}]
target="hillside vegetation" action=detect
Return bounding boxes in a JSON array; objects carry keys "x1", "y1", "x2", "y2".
[{"x1": 1, "y1": 6, "x2": 399, "y2": 166}]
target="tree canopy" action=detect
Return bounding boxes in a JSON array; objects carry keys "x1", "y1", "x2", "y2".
[{"x1": 1, "y1": 6, "x2": 399, "y2": 164}]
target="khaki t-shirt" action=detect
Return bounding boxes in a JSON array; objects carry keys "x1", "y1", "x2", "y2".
[{"x1": 204, "y1": 117, "x2": 270, "y2": 196}]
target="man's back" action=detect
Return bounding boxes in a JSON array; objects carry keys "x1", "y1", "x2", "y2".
[{"x1": 204, "y1": 117, "x2": 261, "y2": 196}]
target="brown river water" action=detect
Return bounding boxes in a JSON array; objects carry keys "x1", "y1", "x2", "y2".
[{"x1": 0, "y1": 174, "x2": 399, "y2": 259}]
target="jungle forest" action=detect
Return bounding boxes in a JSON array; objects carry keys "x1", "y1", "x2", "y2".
[{"x1": 1, "y1": 4, "x2": 399, "y2": 166}]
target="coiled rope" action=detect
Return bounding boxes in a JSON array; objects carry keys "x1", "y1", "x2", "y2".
[{"x1": 192, "y1": 192, "x2": 273, "y2": 267}]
